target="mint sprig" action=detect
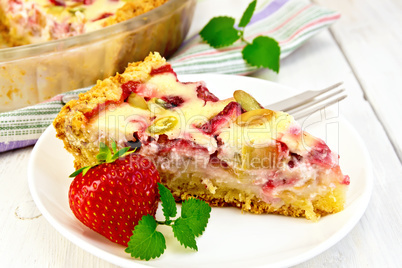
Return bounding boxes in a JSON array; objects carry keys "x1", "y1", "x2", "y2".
[
  {"x1": 199, "y1": 17, "x2": 240, "y2": 48},
  {"x1": 124, "y1": 215, "x2": 166, "y2": 261},
  {"x1": 242, "y1": 36, "x2": 280, "y2": 72},
  {"x1": 239, "y1": 0, "x2": 257, "y2": 28},
  {"x1": 158, "y1": 182, "x2": 177, "y2": 221},
  {"x1": 125, "y1": 183, "x2": 212, "y2": 260},
  {"x1": 200, "y1": 0, "x2": 280, "y2": 73}
]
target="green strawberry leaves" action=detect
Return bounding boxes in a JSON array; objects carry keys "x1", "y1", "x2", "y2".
[
  {"x1": 69, "y1": 140, "x2": 135, "y2": 178},
  {"x1": 125, "y1": 183, "x2": 211, "y2": 260},
  {"x1": 199, "y1": 0, "x2": 280, "y2": 73},
  {"x1": 97, "y1": 141, "x2": 133, "y2": 163},
  {"x1": 69, "y1": 165, "x2": 92, "y2": 177}
]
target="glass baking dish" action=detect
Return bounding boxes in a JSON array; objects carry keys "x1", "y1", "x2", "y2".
[{"x1": 0, "y1": 0, "x2": 196, "y2": 112}]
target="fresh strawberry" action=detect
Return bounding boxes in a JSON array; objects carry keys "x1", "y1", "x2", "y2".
[
  {"x1": 199, "y1": 101, "x2": 241, "y2": 135},
  {"x1": 68, "y1": 142, "x2": 160, "y2": 246}
]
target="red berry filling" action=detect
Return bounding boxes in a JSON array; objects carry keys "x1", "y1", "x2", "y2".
[
  {"x1": 121, "y1": 80, "x2": 141, "y2": 100},
  {"x1": 276, "y1": 141, "x2": 289, "y2": 161},
  {"x1": 157, "y1": 135, "x2": 208, "y2": 156},
  {"x1": 83, "y1": 80, "x2": 141, "y2": 119},
  {"x1": 92, "y1": 12, "x2": 113, "y2": 22},
  {"x1": 196, "y1": 84, "x2": 219, "y2": 104},
  {"x1": 83, "y1": 100, "x2": 116, "y2": 120},
  {"x1": 262, "y1": 177, "x2": 297, "y2": 192},
  {"x1": 72, "y1": 0, "x2": 94, "y2": 5},
  {"x1": 49, "y1": 0, "x2": 65, "y2": 6},
  {"x1": 161, "y1": 95, "x2": 185, "y2": 108},
  {"x1": 150, "y1": 64, "x2": 177, "y2": 79},
  {"x1": 288, "y1": 152, "x2": 302, "y2": 168},
  {"x1": 199, "y1": 101, "x2": 241, "y2": 135},
  {"x1": 308, "y1": 141, "x2": 335, "y2": 167},
  {"x1": 209, "y1": 151, "x2": 229, "y2": 168},
  {"x1": 342, "y1": 175, "x2": 350, "y2": 185}
]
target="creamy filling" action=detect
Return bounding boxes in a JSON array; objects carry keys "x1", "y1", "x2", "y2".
[
  {"x1": 85, "y1": 68, "x2": 344, "y2": 208},
  {"x1": 137, "y1": 133, "x2": 340, "y2": 209},
  {"x1": 90, "y1": 72, "x2": 231, "y2": 150}
]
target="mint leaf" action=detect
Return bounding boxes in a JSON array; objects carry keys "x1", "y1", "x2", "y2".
[
  {"x1": 200, "y1": 16, "x2": 241, "y2": 48},
  {"x1": 158, "y1": 183, "x2": 177, "y2": 220},
  {"x1": 180, "y1": 198, "x2": 211, "y2": 237},
  {"x1": 172, "y1": 217, "x2": 198, "y2": 250},
  {"x1": 125, "y1": 186, "x2": 212, "y2": 261},
  {"x1": 239, "y1": 0, "x2": 257, "y2": 28},
  {"x1": 242, "y1": 36, "x2": 280, "y2": 73},
  {"x1": 125, "y1": 215, "x2": 166, "y2": 261},
  {"x1": 199, "y1": 0, "x2": 282, "y2": 72}
]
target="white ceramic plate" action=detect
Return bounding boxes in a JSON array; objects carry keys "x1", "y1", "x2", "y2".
[{"x1": 28, "y1": 74, "x2": 373, "y2": 268}]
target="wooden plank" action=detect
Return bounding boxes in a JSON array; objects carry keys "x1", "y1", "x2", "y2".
[
  {"x1": 312, "y1": 0, "x2": 402, "y2": 161},
  {"x1": 0, "y1": 148, "x2": 117, "y2": 267}
]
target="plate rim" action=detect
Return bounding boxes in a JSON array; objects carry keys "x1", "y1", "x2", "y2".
[{"x1": 28, "y1": 73, "x2": 373, "y2": 268}]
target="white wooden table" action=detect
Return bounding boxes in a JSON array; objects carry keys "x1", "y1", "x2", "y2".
[{"x1": 1, "y1": 0, "x2": 401, "y2": 267}]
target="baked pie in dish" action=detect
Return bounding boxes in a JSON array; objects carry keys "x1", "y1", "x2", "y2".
[
  {"x1": 54, "y1": 52, "x2": 350, "y2": 221},
  {"x1": 0, "y1": 0, "x2": 167, "y2": 46}
]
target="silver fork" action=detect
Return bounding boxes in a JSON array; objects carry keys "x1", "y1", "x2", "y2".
[{"x1": 265, "y1": 82, "x2": 347, "y2": 120}]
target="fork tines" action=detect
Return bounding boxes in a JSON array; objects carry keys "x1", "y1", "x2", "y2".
[{"x1": 265, "y1": 82, "x2": 347, "y2": 120}]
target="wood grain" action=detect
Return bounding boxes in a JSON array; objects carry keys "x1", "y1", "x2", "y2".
[
  {"x1": 0, "y1": 148, "x2": 117, "y2": 267},
  {"x1": 313, "y1": 0, "x2": 402, "y2": 161}
]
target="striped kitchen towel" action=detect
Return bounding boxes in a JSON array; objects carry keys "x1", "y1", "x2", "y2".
[{"x1": 0, "y1": 0, "x2": 340, "y2": 153}]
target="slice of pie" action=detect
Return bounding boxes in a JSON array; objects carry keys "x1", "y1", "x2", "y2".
[{"x1": 54, "y1": 52, "x2": 350, "y2": 221}]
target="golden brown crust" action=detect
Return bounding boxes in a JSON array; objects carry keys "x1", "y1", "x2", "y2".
[
  {"x1": 105, "y1": 0, "x2": 169, "y2": 26},
  {"x1": 160, "y1": 170, "x2": 346, "y2": 221},
  {"x1": 169, "y1": 182, "x2": 346, "y2": 221},
  {"x1": 53, "y1": 52, "x2": 166, "y2": 169}
]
